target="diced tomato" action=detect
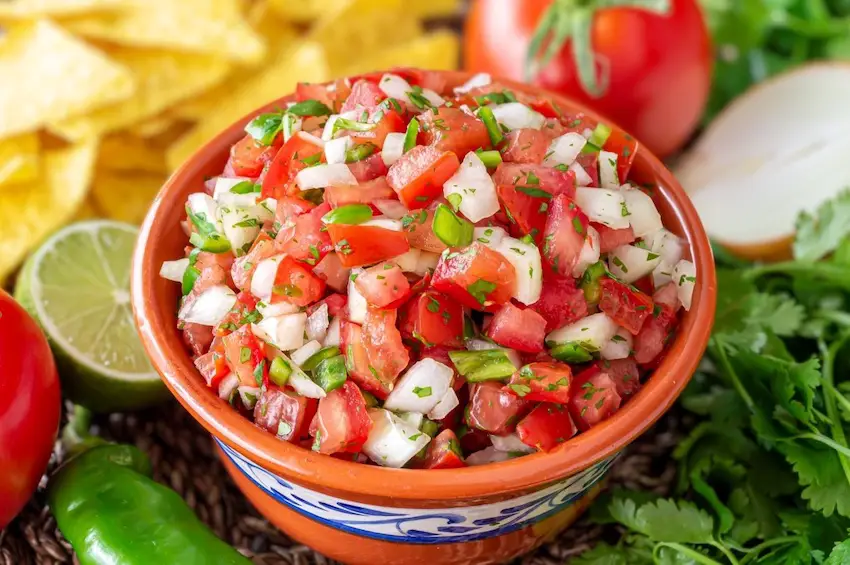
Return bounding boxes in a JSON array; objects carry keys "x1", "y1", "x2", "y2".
[
  {"x1": 326, "y1": 224, "x2": 410, "y2": 268},
  {"x1": 653, "y1": 282, "x2": 680, "y2": 311},
  {"x1": 632, "y1": 276, "x2": 654, "y2": 296},
  {"x1": 308, "y1": 293, "x2": 348, "y2": 318},
  {"x1": 404, "y1": 206, "x2": 447, "y2": 253},
  {"x1": 193, "y1": 250, "x2": 234, "y2": 278},
  {"x1": 214, "y1": 291, "x2": 259, "y2": 337},
  {"x1": 355, "y1": 262, "x2": 411, "y2": 308},
  {"x1": 516, "y1": 403, "x2": 577, "y2": 452},
  {"x1": 431, "y1": 243, "x2": 516, "y2": 311},
  {"x1": 400, "y1": 291, "x2": 464, "y2": 347},
  {"x1": 421, "y1": 429, "x2": 466, "y2": 469},
  {"x1": 221, "y1": 325, "x2": 265, "y2": 387},
  {"x1": 487, "y1": 303, "x2": 547, "y2": 353},
  {"x1": 596, "y1": 358, "x2": 641, "y2": 398},
  {"x1": 275, "y1": 203, "x2": 333, "y2": 265},
  {"x1": 387, "y1": 145, "x2": 460, "y2": 209},
  {"x1": 569, "y1": 367, "x2": 622, "y2": 431},
  {"x1": 194, "y1": 346, "x2": 229, "y2": 389},
  {"x1": 326, "y1": 179, "x2": 394, "y2": 213},
  {"x1": 232, "y1": 232, "x2": 276, "y2": 291},
  {"x1": 501, "y1": 129, "x2": 549, "y2": 164},
  {"x1": 604, "y1": 129, "x2": 639, "y2": 183},
  {"x1": 260, "y1": 133, "x2": 324, "y2": 199},
  {"x1": 492, "y1": 163, "x2": 576, "y2": 198},
  {"x1": 270, "y1": 256, "x2": 326, "y2": 307},
  {"x1": 560, "y1": 112, "x2": 598, "y2": 134},
  {"x1": 254, "y1": 386, "x2": 309, "y2": 441},
  {"x1": 341, "y1": 320, "x2": 392, "y2": 398},
  {"x1": 228, "y1": 134, "x2": 280, "y2": 178},
  {"x1": 362, "y1": 307, "x2": 410, "y2": 386},
  {"x1": 182, "y1": 323, "x2": 213, "y2": 357},
  {"x1": 313, "y1": 381, "x2": 372, "y2": 454},
  {"x1": 341, "y1": 80, "x2": 385, "y2": 113},
  {"x1": 275, "y1": 196, "x2": 316, "y2": 226},
  {"x1": 505, "y1": 362, "x2": 572, "y2": 404},
  {"x1": 594, "y1": 223, "x2": 635, "y2": 253},
  {"x1": 347, "y1": 152, "x2": 389, "y2": 182},
  {"x1": 494, "y1": 166, "x2": 576, "y2": 244},
  {"x1": 599, "y1": 277, "x2": 654, "y2": 335},
  {"x1": 528, "y1": 271, "x2": 588, "y2": 332},
  {"x1": 418, "y1": 107, "x2": 490, "y2": 158},
  {"x1": 348, "y1": 111, "x2": 405, "y2": 149},
  {"x1": 458, "y1": 426, "x2": 491, "y2": 453},
  {"x1": 296, "y1": 82, "x2": 336, "y2": 110},
  {"x1": 529, "y1": 98, "x2": 562, "y2": 119},
  {"x1": 541, "y1": 118, "x2": 568, "y2": 140},
  {"x1": 466, "y1": 381, "x2": 531, "y2": 435},
  {"x1": 542, "y1": 194, "x2": 589, "y2": 276},
  {"x1": 313, "y1": 252, "x2": 350, "y2": 292},
  {"x1": 634, "y1": 304, "x2": 678, "y2": 365},
  {"x1": 574, "y1": 153, "x2": 599, "y2": 187}
]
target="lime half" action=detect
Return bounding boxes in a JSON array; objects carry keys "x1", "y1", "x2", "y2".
[{"x1": 16, "y1": 220, "x2": 166, "y2": 412}]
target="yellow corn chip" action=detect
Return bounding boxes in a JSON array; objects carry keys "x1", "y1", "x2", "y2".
[
  {"x1": 90, "y1": 170, "x2": 164, "y2": 224},
  {"x1": 0, "y1": 133, "x2": 40, "y2": 188},
  {"x1": 266, "y1": 0, "x2": 347, "y2": 22},
  {"x1": 131, "y1": 114, "x2": 176, "y2": 138},
  {"x1": 167, "y1": 41, "x2": 329, "y2": 170},
  {"x1": 342, "y1": 30, "x2": 460, "y2": 77},
  {"x1": 72, "y1": 196, "x2": 100, "y2": 222},
  {"x1": 0, "y1": 0, "x2": 129, "y2": 18},
  {"x1": 49, "y1": 48, "x2": 230, "y2": 141},
  {"x1": 97, "y1": 133, "x2": 167, "y2": 174},
  {"x1": 62, "y1": 0, "x2": 266, "y2": 64},
  {"x1": 0, "y1": 20, "x2": 134, "y2": 138},
  {"x1": 0, "y1": 139, "x2": 97, "y2": 281},
  {"x1": 406, "y1": 0, "x2": 462, "y2": 18}
]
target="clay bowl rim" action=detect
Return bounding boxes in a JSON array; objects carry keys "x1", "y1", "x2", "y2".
[{"x1": 132, "y1": 69, "x2": 717, "y2": 503}]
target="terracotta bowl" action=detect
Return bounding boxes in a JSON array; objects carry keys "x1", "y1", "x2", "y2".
[{"x1": 132, "y1": 70, "x2": 716, "y2": 565}]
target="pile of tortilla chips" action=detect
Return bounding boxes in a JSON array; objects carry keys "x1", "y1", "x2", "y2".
[{"x1": 0, "y1": 0, "x2": 461, "y2": 281}]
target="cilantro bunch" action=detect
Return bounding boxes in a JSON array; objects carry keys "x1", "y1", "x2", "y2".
[{"x1": 575, "y1": 192, "x2": 850, "y2": 564}]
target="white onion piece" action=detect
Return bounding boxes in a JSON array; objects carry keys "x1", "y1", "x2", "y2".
[
  {"x1": 282, "y1": 114, "x2": 302, "y2": 142},
  {"x1": 647, "y1": 229, "x2": 684, "y2": 287},
  {"x1": 212, "y1": 177, "x2": 252, "y2": 201},
  {"x1": 374, "y1": 198, "x2": 408, "y2": 219},
  {"x1": 415, "y1": 251, "x2": 440, "y2": 276},
  {"x1": 187, "y1": 193, "x2": 221, "y2": 232},
  {"x1": 428, "y1": 388, "x2": 459, "y2": 421},
  {"x1": 495, "y1": 236, "x2": 542, "y2": 305},
  {"x1": 218, "y1": 373, "x2": 239, "y2": 400},
  {"x1": 321, "y1": 112, "x2": 357, "y2": 141},
  {"x1": 178, "y1": 285, "x2": 236, "y2": 326},
  {"x1": 159, "y1": 258, "x2": 188, "y2": 282},
  {"x1": 215, "y1": 191, "x2": 259, "y2": 209},
  {"x1": 420, "y1": 88, "x2": 445, "y2": 108},
  {"x1": 465, "y1": 339, "x2": 522, "y2": 369},
  {"x1": 598, "y1": 150, "x2": 619, "y2": 189},
  {"x1": 257, "y1": 198, "x2": 276, "y2": 222},
  {"x1": 443, "y1": 152, "x2": 500, "y2": 222},
  {"x1": 392, "y1": 249, "x2": 420, "y2": 273},
  {"x1": 490, "y1": 103, "x2": 545, "y2": 131},
  {"x1": 397, "y1": 411, "x2": 424, "y2": 429},
  {"x1": 570, "y1": 161, "x2": 593, "y2": 187},
  {"x1": 546, "y1": 312, "x2": 618, "y2": 351},
  {"x1": 473, "y1": 226, "x2": 508, "y2": 249},
  {"x1": 575, "y1": 187, "x2": 629, "y2": 229},
  {"x1": 381, "y1": 133, "x2": 406, "y2": 167},
  {"x1": 251, "y1": 312, "x2": 307, "y2": 352},
  {"x1": 383, "y1": 358, "x2": 453, "y2": 414},
  {"x1": 323, "y1": 316, "x2": 342, "y2": 348},
  {"x1": 600, "y1": 327, "x2": 633, "y2": 361},
  {"x1": 363, "y1": 409, "x2": 431, "y2": 468},
  {"x1": 672, "y1": 259, "x2": 697, "y2": 311},
  {"x1": 622, "y1": 190, "x2": 662, "y2": 238},
  {"x1": 250, "y1": 255, "x2": 285, "y2": 302},
  {"x1": 608, "y1": 244, "x2": 662, "y2": 284},
  {"x1": 291, "y1": 340, "x2": 322, "y2": 367},
  {"x1": 217, "y1": 205, "x2": 260, "y2": 256},
  {"x1": 378, "y1": 73, "x2": 413, "y2": 102},
  {"x1": 237, "y1": 386, "x2": 261, "y2": 409},
  {"x1": 466, "y1": 446, "x2": 512, "y2": 466},
  {"x1": 572, "y1": 225, "x2": 600, "y2": 278},
  {"x1": 347, "y1": 269, "x2": 368, "y2": 324},
  {"x1": 286, "y1": 355, "x2": 326, "y2": 399},
  {"x1": 295, "y1": 163, "x2": 357, "y2": 190},
  {"x1": 324, "y1": 135, "x2": 352, "y2": 165},
  {"x1": 306, "y1": 303, "x2": 329, "y2": 342},
  {"x1": 361, "y1": 217, "x2": 403, "y2": 231},
  {"x1": 257, "y1": 300, "x2": 300, "y2": 318},
  {"x1": 454, "y1": 72, "x2": 491, "y2": 94},
  {"x1": 490, "y1": 433, "x2": 536, "y2": 454},
  {"x1": 542, "y1": 132, "x2": 587, "y2": 167}
]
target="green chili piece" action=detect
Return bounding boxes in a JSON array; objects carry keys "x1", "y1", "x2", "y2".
[
  {"x1": 269, "y1": 356, "x2": 293, "y2": 386},
  {"x1": 580, "y1": 260, "x2": 607, "y2": 305},
  {"x1": 448, "y1": 350, "x2": 516, "y2": 382},
  {"x1": 321, "y1": 204, "x2": 373, "y2": 225},
  {"x1": 550, "y1": 342, "x2": 595, "y2": 364},
  {"x1": 477, "y1": 106, "x2": 503, "y2": 146},
  {"x1": 582, "y1": 123, "x2": 612, "y2": 153},
  {"x1": 314, "y1": 355, "x2": 348, "y2": 393},
  {"x1": 403, "y1": 118, "x2": 420, "y2": 153},
  {"x1": 301, "y1": 346, "x2": 341, "y2": 372},
  {"x1": 189, "y1": 231, "x2": 231, "y2": 254},
  {"x1": 476, "y1": 149, "x2": 503, "y2": 168},
  {"x1": 432, "y1": 204, "x2": 474, "y2": 248}
]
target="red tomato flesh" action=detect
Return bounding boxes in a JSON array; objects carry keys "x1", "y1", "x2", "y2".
[
  {"x1": 421, "y1": 429, "x2": 466, "y2": 469},
  {"x1": 229, "y1": 134, "x2": 280, "y2": 178},
  {"x1": 313, "y1": 381, "x2": 372, "y2": 454},
  {"x1": 254, "y1": 386, "x2": 309, "y2": 441},
  {"x1": 342, "y1": 320, "x2": 393, "y2": 399},
  {"x1": 466, "y1": 381, "x2": 531, "y2": 435},
  {"x1": 387, "y1": 145, "x2": 460, "y2": 209},
  {"x1": 599, "y1": 277, "x2": 654, "y2": 335},
  {"x1": 355, "y1": 262, "x2": 411, "y2": 308},
  {"x1": 516, "y1": 403, "x2": 577, "y2": 452},
  {"x1": 418, "y1": 107, "x2": 491, "y2": 159},
  {"x1": 260, "y1": 133, "x2": 323, "y2": 199},
  {"x1": 528, "y1": 271, "x2": 588, "y2": 332},
  {"x1": 362, "y1": 308, "x2": 410, "y2": 386},
  {"x1": 569, "y1": 367, "x2": 622, "y2": 431},
  {"x1": 505, "y1": 361, "x2": 572, "y2": 404},
  {"x1": 542, "y1": 194, "x2": 589, "y2": 276},
  {"x1": 400, "y1": 291, "x2": 464, "y2": 347},
  {"x1": 275, "y1": 203, "x2": 333, "y2": 266},
  {"x1": 486, "y1": 302, "x2": 547, "y2": 353},
  {"x1": 270, "y1": 256, "x2": 326, "y2": 307},
  {"x1": 431, "y1": 243, "x2": 516, "y2": 311},
  {"x1": 326, "y1": 224, "x2": 410, "y2": 268}
]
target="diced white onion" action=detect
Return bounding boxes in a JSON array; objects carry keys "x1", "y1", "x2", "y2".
[
  {"x1": 473, "y1": 226, "x2": 508, "y2": 249},
  {"x1": 607, "y1": 244, "x2": 662, "y2": 284},
  {"x1": 291, "y1": 340, "x2": 322, "y2": 367},
  {"x1": 495, "y1": 236, "x2": 542, "y2": 305},
  {"x1": 218, "y1": 373, "x2": 239, "y2": 400},
  {"x1": 415, "y1": 251, "x2": 440, "y2": 276},
  {"x1": 237, "y1": 386, "x2": 261, "y2": 409},
  {"x1": 600, "y1": 327, "x2": 633, "y2": 361},
  {"x1": 296, "y1": 163, "x2": 357, "y2": 190},
  {"x1": 251, "y1": 312, "x2": 307, "y2": 352},
  {"x1": 428, "y1": 388, "x2": 459, "y2": 421},
  {"x1": 159, "y1": 258, "x2": 189, "y2": 282},
  {"x1": 646, "y1": 228, "x2": 684, "y2": 264},
  {"x1": 216, "y1": 191, "x2": 259, "y2": 209},
  {"x1": 383, "y1": 358, "x2": 453, "y2": 414},
  {"x1": 323, "y1": 316, "x2": 342, "y2": 348},
  {"x1": 546, "y1": 312, "x2": 618, "y2": 351},
  {"x1": 443, "y1": 151, "x2": 500, "y2": 222},
  {"x1": 322, "y1": 113, "x2": 357, "y2": 141},
  {"x1": 575, "y1": 187, "x2": 629, "y2": 229},
  {"x1": 622, "y1": 189, "x2": 662, "y2": 238},
  {"x1": 465, "y1": 338, "x2": 522, "y2": 369},
  {"x1": 256, "y1": 198, "x2": 276, "y2": 222},
  {"x1": 324, "y1": 135, "x2": 353, "y2": 165},
  {"x1": 306, "y1": 303, "x2": 329, "y2": 342},
  {"x1": 363, "y1": 408, "x2": 431, "y2": 468},
  {"x1": 672, "y1": 259, "x2": 696, "y2": 311},
  {"x1": 396, "y1": 411, "x2": 424, "y2": 429},
  {"x1": 572, "y1": 225, "x2": 600, "y2": 278},
  {"x1": 381, "y1": 133, "x2": 406, "y2": 166},
  {"x1": 378, "y1": 73, "x2": 414, "y2": 102},
  {"x1": 212, "y1": 177, "x2": 252, "y2": 201},
  {"x1": 454, "y1": 72, "x2": 491, "y2": 94},
  {"x1": 286, "y1": 356, "x2": 326, "y2": 399},
  {"x1": 347, "y1": 269, "x2": 368, "y2": 324},
  {"x1": 490, "y1": 103, "x2": 545, "y2": 131},
  {"x1": 490, "y1": 433, "x2": 535, "y2": 454},
  {"x1": 392, "y1": 249, "x2": 420, "y2": 273},
  {"x1": 178, "y1": 285, "x2": 236, "y2": 326},
  {"x1": 256, "y1": 300, "x2": 300, "y2": 318},
  {"x1": 466, "y1": 446, "x2": 512, "y2": 466},
  {"x1": 282, "y1": 114, "x2": 302, "y2": 142},
  {"x1": 187, "y1": 192, "x2": 221, "y2": 232},
  {"x1": 598, "y1": 150, "x2": 620, "y2": 189},
  {"x1": 250, "y1": 255, "x2": 285, "y2": 302},
  {"x1": 361, "y1": 217, "x2": 403, "y2": 231},
  {"x1": 374, "y1": 198, "x2": 408, "y2": 219},
  {"x1": 217, "y1": 205, "x2": 261, "y2": 257},
  {"x1": 297, "y1": 130, "x2": 325, "y2": 147},
  {"x1": 542, "y1": 132, "x2": 587, "y2": 167},
  {"x1": 570, "y1": 161, "x2": 593, "y2": 187}
]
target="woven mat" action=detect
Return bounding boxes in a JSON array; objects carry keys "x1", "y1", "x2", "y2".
[{"x1": 0, "y1": 400, "x2": 685, "y2": 565}]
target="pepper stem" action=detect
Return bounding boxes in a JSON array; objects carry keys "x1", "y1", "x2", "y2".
[{"x1": 61, "y1": 405, "x2": 108, "y2": 459}]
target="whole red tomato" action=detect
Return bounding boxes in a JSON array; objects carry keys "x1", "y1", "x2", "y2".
[
  {"x1": 464, "y1": 0, "x2": 712, "y2": 158},
  {"x1": 0, "y1": 290, "x2": 61, "y2": 528}
]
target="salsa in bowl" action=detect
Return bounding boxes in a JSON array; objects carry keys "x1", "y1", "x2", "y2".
[{"x1": 156, "y1": 70, "x2": 701, "y2": 471}]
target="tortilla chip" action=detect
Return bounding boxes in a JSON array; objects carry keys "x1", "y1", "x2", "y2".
[
  {"x1": 49, "y1": 47, "x2": 230, "y2": 140},
  {"x1": 0, "y1": 0, "x2": 129, "y2": 18},
  {"x1": 266, "y1": 0, "x2": 347, "y2": 22},
  {"x1": 167, "y1": 41, "x2": 329, "y2": 170},
  {"x1": 62, "y1": 0, "x2": 266, "y2": 64},
  {"x1": 0, "y1": 133, "x2": 39, "y2": 188},
  {"x1": 72, "y1": 196, "x2": 100, "y2": 221},
  {"x1": 342, "y1": 30, "x2": 460, "y2": 77},
  {"x1": 90, "y1": 170, "x2": 164, "y2": 224},
  {"x1": 407, "y1": 0, "x2": 462, "y2": 18},
  {"x1": 96, "y1": 133, "x2": 167, "y2": 174},
  {"x1": 131, "y1": 114, "x2": 176, "y2": 138},
  {"x1": 0, "y1": 140, "x2": 97, "y2": 281},
  {"x1": 0, "y1": 20, "x2": 134, "y2": 138}
]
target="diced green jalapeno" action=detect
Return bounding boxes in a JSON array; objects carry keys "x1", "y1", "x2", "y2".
[
  {"x1": 477, "y1": 106, "x2": 503, "y2": 146},
  {"x1": 432, "y1": 204, "x2": 474, "y2": 248},
  {"x1": 314, "y1": 355, "x2": 348, "y2": 393},
  {"x1": 269, "y1": 356, "x2": 293, "y2": 386},
  {"x1": 448, "y1": 350, "x2": 516, "y2": 382},
  {"x1": 403, "y1": 119, "x2": 419, "y2": 153},
  {"x1": 321, "y1": 204, "x2": 373, "y2": 225},
  {"x1": 302, "y1": 346, "x2": 341, "y2": 372},
  {"x1": 580, "y1": 260, "x2": 607, "y2": 305},
  {"x1": 549, "y1": 342, "x2": 594, "y2": 364},
  {"x1": 475, "y1": 149, "x2": 502, "y2": 168}
]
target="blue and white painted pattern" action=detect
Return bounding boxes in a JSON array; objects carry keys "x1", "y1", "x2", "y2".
[{"x1": 217, "y1": 440, "x2": 615, "y2": 544}]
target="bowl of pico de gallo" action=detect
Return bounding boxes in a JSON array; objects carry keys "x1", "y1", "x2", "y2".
[{"x1": 131, "y1": 69, "x2": 716, "y2": 565}]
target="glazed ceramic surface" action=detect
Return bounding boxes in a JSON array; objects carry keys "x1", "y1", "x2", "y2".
[{"x1": 132, "y1": 70, "x2": 717, "y2": 564}]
